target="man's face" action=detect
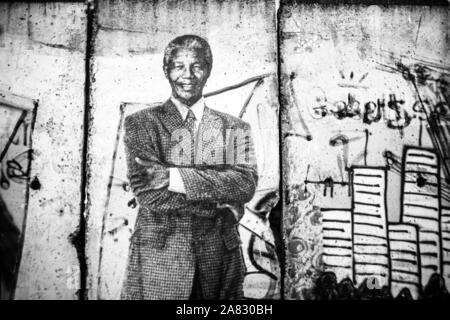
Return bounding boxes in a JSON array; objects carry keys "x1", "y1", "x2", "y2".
[{"x1": 165, "y1": 48, "x2": 210, "y2": 106}]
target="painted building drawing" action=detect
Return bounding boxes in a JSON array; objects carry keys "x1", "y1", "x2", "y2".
[
  {"x1": 319, "y1": 149, "x2": 449, "y2": 298},
  {"x1": 281, "y1": 3, "x2": 450, "y2": 300}
]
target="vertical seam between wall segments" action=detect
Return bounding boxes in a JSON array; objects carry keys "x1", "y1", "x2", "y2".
[
  {"x1": 276, "y1": 3, "x2": 285, "y2": 301},
  {"x1": 77, "y1": 0, "x2": 96, "y2": 300}
]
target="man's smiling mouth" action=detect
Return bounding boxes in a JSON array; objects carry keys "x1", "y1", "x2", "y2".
[{"x1": 178, "y1": 84, "x2": 197, "y2": 90}]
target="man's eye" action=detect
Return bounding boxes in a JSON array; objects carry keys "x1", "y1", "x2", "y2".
[
  {"x1": 173, "y1": 65, "x2": 184, "y2": 70},
  {"x1": 192, "y1": 64, "x2": 204, "y2": 71}
]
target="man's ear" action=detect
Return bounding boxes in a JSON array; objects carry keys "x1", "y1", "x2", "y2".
[
  {"x1": 163, "y1": 65, "x2": 169, "y2": 79},
  {"x1": 205, "y1": 65, "x2": 212, "y2": 80}
]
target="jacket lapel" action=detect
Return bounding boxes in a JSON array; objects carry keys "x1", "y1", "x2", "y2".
[
  {"x1": 159, "y1": 99, "x2": 190, "y2": 165},
  {"x1": 159, "y1": 99, "x2": 185, "y2": 135},
  {"x1": 196, "y1": 106, "x2": 224, "y2": 165},
  {"x1": 160, "y1": 99, "x2": 224, "y2": 166}
]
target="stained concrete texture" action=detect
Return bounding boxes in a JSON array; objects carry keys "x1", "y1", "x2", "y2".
[
  {"x1": 85, "y1": 0, "x2": 279, "y2": 299},
  {"x1": 280, "y1": 3, "x2": 449, "y2": 299},
  {"x1": 0, "y1": 2, "x2": 87, "y2": 299}
]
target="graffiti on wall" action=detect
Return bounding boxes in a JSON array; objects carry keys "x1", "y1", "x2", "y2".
[
  {"x1": 283, "y1": 55, "x2": 450, "y2": 299},
  {"x1": 280, "y1": 3, "x2": 450, "y2": 299},
  {"x1": 0, "y1": 92, "x2": 37, "y2": 299},
  {"x1": 96, "y1": 74, "x2": 281, "y2": 299}
]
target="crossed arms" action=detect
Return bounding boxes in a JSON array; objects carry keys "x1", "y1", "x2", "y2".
[{"x1": 123, "y1": 114, "x2": 258, "y2": 214}]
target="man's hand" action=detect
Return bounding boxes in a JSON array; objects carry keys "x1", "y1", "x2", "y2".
[
  {"x1": 135, "y1": 156, "x2": 169, "y2": 190},
  {"x1": 217, "y1": 203, "x2": 245, "y2": 221}
]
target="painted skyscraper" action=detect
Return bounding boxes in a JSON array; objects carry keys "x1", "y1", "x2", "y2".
[
  {"x1": 442, "y1": 207, "x2": 450, "y2": 292},
  {"x1": 351, "y1": 167, "x2": 390, "y2": 287},
  {"x1": 388, "y1": 223, "x2": 421, "y2": 299},
  {"x1": 401, "y1": 147, "x2": 441, "y2": 288},
  {"x1": 322, "y1": 208, "x2": 353, "y2": 283}
]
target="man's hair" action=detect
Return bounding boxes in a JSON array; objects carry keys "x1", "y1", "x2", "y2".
[{"x1": 163, "y1": 34, "x2": 213, "y2": 72}]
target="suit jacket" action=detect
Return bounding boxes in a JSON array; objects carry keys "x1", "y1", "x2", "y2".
[{"x1": 121, "y1": 99, "x2": 258, "y2": 300}]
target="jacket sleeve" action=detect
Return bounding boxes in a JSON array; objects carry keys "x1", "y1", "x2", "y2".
[
  {"x1": 177, "y1": 122, "x2": 258, "y2": 203},
  {"x1": 123, "y1": 113, "x2": 193, "y2": 214}
]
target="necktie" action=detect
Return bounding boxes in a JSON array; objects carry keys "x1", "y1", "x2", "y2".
[
  {"x1": 185, "y1": 109, "x2": 196, "y2": 134},
  {"x1": 185, "y1": 109, "x2": 196, "y2": 164}
]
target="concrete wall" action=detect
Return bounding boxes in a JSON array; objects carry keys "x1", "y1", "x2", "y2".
[
  {"x1": 0, "y1": 2, "x2": 86, "y2": 299},
  {"x1": 85, "y1": 0, "x2": 279, "y2": 299},
  {"x1": 1, "y1": 0, "x2": 448, "y2": 301},
  {"x1": 280, "y1": 3, "x2": 449, "y2": 299}
]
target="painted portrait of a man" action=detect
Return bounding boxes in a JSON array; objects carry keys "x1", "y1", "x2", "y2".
[{"x1": 121, "y1": 34, "x2": 258, "y2": 300}]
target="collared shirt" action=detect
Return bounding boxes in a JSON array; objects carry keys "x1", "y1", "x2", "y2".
[
  {"x1": 168, "y1": 96, "x2": 206, "y2": 194},
  {"x1": 170, "y1": 96, "x2": 205, "y2": 134}
]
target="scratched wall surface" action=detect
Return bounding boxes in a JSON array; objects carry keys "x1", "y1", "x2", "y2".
[
  {"x1": 280, "y1": 4, "x2": 449, "y2": 299},
  {"x1": 0, "y1": 93, "x2": 36, "y2": 300},
  {"x1": 0, "y1": 3, "x2": 86, "y2": 299},
  {"x1": 86, "y1": 0, "x2": 280, "y2": 299}
]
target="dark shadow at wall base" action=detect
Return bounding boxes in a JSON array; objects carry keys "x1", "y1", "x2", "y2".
[
  {"x1": 0, "y1": 195, "x2": 20, "y2": 300},
  {"x1": 308, "y1": 271, "x2": 450, "y2": 300},
  {"x1": 269, "y1": 199, "x2": 284, "y2": 299}
]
